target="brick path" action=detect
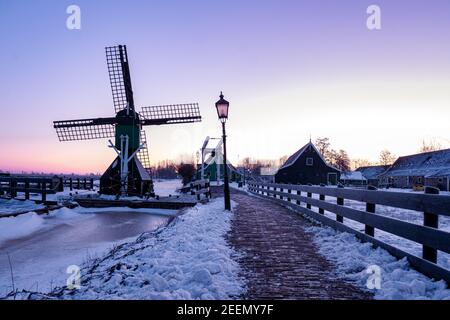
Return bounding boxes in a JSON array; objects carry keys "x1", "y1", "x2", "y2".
[{"x1": 211, "y1": 186, "x2": 372, "y2": 300}]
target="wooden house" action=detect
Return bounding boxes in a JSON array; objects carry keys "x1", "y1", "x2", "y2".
[
  {"x1": 339, "y1": 171, "x2": 367, "y2": 187},
  {"x1": 379, "y1": 149, "x2": 450, "y2": 191},
  {"x1": 275, "y1": 141, "x2": 340, "y2": 185},
  {"x1": 356, "y1": 165, "x2": 390, "y2": 187}
]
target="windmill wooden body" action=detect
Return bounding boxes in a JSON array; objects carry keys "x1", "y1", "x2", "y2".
[{"x1": 53, "y1": 45, "x2": 201, "y2": 197}]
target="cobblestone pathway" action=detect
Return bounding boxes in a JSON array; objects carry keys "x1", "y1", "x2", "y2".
[{"x1": 211, "y1": 186, "x2": 373, "y2": 300}]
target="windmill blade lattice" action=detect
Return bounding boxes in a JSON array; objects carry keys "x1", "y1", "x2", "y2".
[
  {"x1": 53, "y1": 118, "x2": 116, "y2": 141},
  {"x1": 137, "y1": 130, "x2": 151, "y2": 172},
  {"x1": 106, "y1": 45, "x2": 134, "y2": 113},
  {"x1": 140, "y1": 103, "x2": 201, "y2": 125}
]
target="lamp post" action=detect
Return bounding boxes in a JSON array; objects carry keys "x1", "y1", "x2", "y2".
[{"x1": 215, "y1": 92, "x2": 231, "y2": 211}]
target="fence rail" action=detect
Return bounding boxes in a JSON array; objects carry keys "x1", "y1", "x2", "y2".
[
  {"x1": 0, "y1": 176, "x2": 61, "y2": 202},
  {"x1": 189, "y1": 179, "x2": 211, "y2": 201},
  {"x1": 247, "y1": 182, "x2": 450, "y2": 284},
  {"x1": 62, "y1": 177, "x2": 95, "y2": 191}
]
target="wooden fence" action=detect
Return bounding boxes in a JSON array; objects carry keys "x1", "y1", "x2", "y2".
[
  {"x1": 189, "y1": 179, "x2": 211, "y2": 201},
  {"x1": 62, "y1": 177, "x2": 95, "y2": 191},
  {"x1": 247, "y1": 182, "x2": 450, "y2": 284},
  {"x1": 0, "y1": 176, "x2": 61, "y2": 202}
]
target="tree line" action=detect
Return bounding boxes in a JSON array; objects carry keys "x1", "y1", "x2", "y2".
[{"x1": 237, "y1": 136, "x2": 448, "y2": 174}]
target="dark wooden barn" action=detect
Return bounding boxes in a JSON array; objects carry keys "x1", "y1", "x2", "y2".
[{"x1": 275, "y1": 141, "x2": 340, "y2": 185}]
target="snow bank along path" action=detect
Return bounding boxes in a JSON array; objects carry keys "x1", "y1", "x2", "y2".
[
  {"x1": 32, "y1": 198, "x2": 245, "y2": 300},
  {"x1": 306, "y1": 226, "x2": 450, "y2": 299}
]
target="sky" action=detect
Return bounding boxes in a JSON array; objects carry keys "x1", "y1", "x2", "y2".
[{"x1": 0, "y1": 0, "x2": 449, "y2": 174}]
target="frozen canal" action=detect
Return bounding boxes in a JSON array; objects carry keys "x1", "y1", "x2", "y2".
[{"x1": 0, "y1": 180, "x2": 182, "y2": 296}]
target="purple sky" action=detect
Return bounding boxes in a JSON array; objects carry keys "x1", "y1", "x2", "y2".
[{"x1": 0, "y1": 0, "x2": 449, "y2": 173}]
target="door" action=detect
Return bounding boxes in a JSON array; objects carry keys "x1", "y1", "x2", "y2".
[{"x1": 327, "y1": 173, "x2": 337, "y2": 185}]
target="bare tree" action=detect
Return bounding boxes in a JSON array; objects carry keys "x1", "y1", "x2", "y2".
[
  {"x1": 379, "y1": 149, "x2": 396, "y2": 166},
  {"x1": 351, "y1": 158, "x2": 374, "y2": 170},
  {"x1": 419, "y1": 138, "x2": 442, "y2": 153},
  {"x1": 333, "y1": 149, "x2": 351, "y2": 172},
  {"x1": 278, "y1": 155, "x2": 289, "y2": 167},
  {"x1": 315, "y1": 137, "x2": 332, "y2": 162}
]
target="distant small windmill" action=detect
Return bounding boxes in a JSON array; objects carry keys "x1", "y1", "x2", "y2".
[{"x1": 53, "y1": 45, "x2": 201, "y2": 197}]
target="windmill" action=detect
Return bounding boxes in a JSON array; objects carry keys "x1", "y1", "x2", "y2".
[{"x1": 53, "y1": 45, "x2": 201, "y2": 197}]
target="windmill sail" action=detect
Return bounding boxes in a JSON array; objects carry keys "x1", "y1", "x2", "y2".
[
  {"x1": 106, "y1": 45, "x2": 134, "y2": 113},
  {"x1": 137, "y1": 130, "x2": 152, "y2": 173},
  {"x1": 140, "y1": 103, "x2": 201, "y2": 125},
  {"x1": 53, "y1": 117, "x2": 116, "y2": 141}
]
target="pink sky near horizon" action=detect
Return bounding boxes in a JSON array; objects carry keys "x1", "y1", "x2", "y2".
[{"x1": 1, "y1": 0, "x2": 450, "y2": 174}]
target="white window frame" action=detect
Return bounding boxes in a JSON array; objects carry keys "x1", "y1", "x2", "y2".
[{"x1": 306, "y1": 157, "x2": 314, "y2": 166}]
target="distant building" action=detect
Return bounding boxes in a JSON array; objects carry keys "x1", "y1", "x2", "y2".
[
  {"x1": 196, "y1": 157, "x2": 242, "y2": 183},
  {"x1": 275, "y1": 141, "x2": 340, "y2": 185},
  {"x1": 379, "y1": 149, "x2": 450, "y2": 191},
  {"x1": 340, "y1": 171, "x2": 367, "y2": 187},
  {"x1": 356, "y1": 165, "x2": 390, "y2": 187}
]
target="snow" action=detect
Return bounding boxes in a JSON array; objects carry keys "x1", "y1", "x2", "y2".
[
  {"x1": 318, "y1": 193, "x2": 450, "y2": 270},
  {"x1": 0, "y1": 212, "x2": 45, "y2": 245},
  {"x1": 0, "y1": 206, "x2": 173, "y2": 296},
  {"x1": 0, "y1": 199, "x2": 45, "y2": 216},
  {"x1": 305, "y1": 226, "x2": 450, "y2": 300},
  {"x1": 37, "y1": 198, "x2": 245, "y2": 300},
  {"x1": 153, "y1": 179, "x2": 182, "y2": 197},
  {"x1": 340, "y1": 171, "x2": 367, "y2": 181}
]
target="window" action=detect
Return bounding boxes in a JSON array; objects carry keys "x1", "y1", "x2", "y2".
[{"x1": 306, "y1": 157, "x2": 313, "y2": 166}]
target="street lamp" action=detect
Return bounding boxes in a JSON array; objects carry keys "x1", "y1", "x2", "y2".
[{"x1": 215, "y1": 92, "x2": 231, "y2": 211}]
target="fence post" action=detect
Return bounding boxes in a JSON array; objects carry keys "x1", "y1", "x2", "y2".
[
  {"x1": 365, "y1": 185, "x2": 377, "y2": 236},
  {"x1": 273, "y1": 186, "x2": 276, "y2": 198},
  {"x1": 10, "y1": 178, "x2": 17, "y2": 198},
  {"x1": 319, "y1": 184, "x2": 325, "y2": 214},
  {"x1": 336, "y1": 184, "x2": 344, "y2": 222},
  {"x1": 83, "y1": 178, "x2": 87, "y2": 190},
  {"x1": 90, "y1": 178, "x2": 94, "y2": 190},
  {"x1": 58, "y1": 177, "x2": 64, "y2": 192},
  {"x1": 69, "y1": 177, "x2": 73, "y2": 191},
  {"x1": 423, "y1": 186, "x2": 439, "y2": 263},
  {"x1": 287, "y1": 188, "x2": 291, "y2": 202},
  {"x1": 41, "y1": 182, "x2": 47, "y2": 202},
  {"x1": 77, "y1": 178, "x2": 80, "y2": 189},
  {"x1": 306, "y1": 193, "x2": 312, "y2": 209},
  {"x1": 25, "y1": 179, "x2": 30, "y2": 200},
  {"x1": 296, "y1": 188, "x2": 301, "y2": 205},
  {"x1": 280, "y1": 187, "x2": 283, "y2": 200}
]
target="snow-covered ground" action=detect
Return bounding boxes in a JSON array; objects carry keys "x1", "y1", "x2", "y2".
[
  {"x1": 306, "y1": 226, "x2": 450, "y2": 299},
  {"x1": 0, "y1": 199, "x2": 45, "y2": 216},
  {"x1": 27, "y1": 198, "x2": 244, "y2": 300},
  {"x1": 0, "y1": 180, "x2": 183, "y2": 296},
  {"x1": 0, "y1": 207, "x2": 173, "y2": 296},
  {"x1": 311, "y1": 191, "x2": 450, "y2": 270},
  {"x1": 153, "y1": 179, "x2": 182, "y2": 197}
]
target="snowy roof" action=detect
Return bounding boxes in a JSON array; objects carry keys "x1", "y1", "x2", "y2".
[
  {"x1": 356, "y1": 165, "x2": 390, "y2": 180},
  {"x1": 340, "y1": 171, "x2": 367, "y2": 181},
  {"x1": 135, "y1": 157, "x2": 152, "y2": 180},
  {"x1": 279, "y1": 141, "x2": 339, "y2": 171},
  {"x1": 382, "y1": 148, "x2": 450, "y2": 178}
]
